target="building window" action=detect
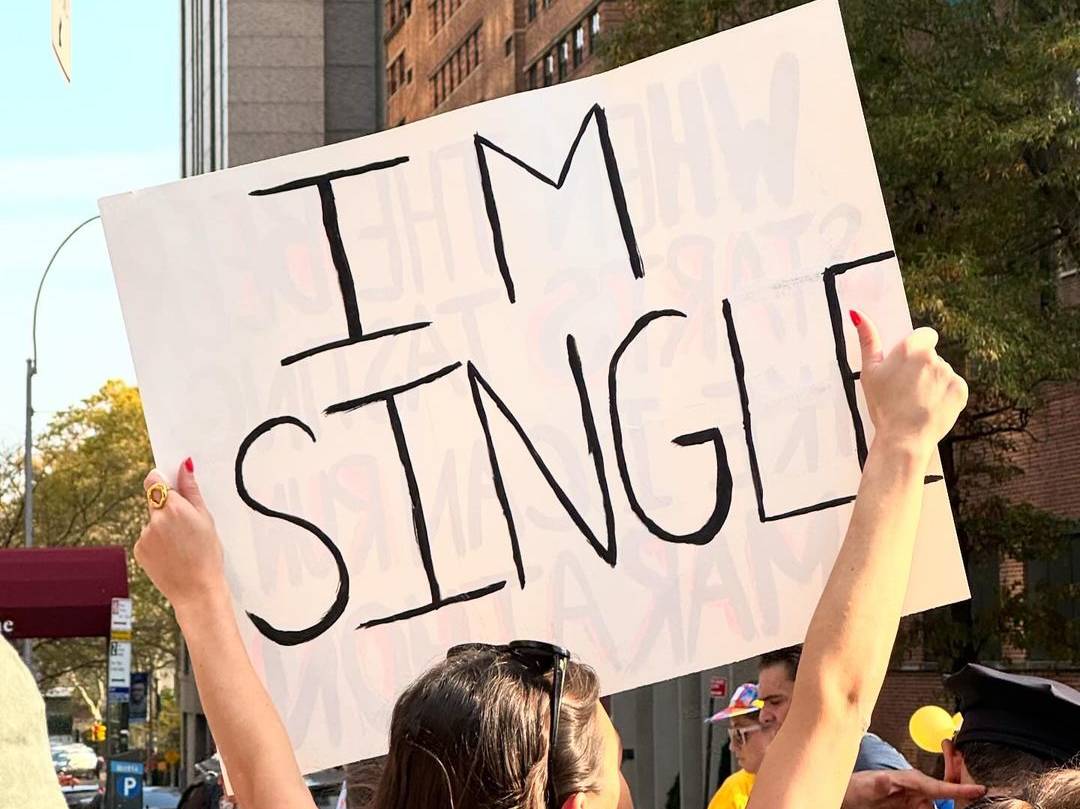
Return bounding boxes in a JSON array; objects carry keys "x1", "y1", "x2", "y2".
[
  {"x1": 543, "y1": 0, "x2": 553, "y2": 7},
  {"x1": 528, "y1": 63, "x2": 538, "y2": 89},
  {"x1": 387, "y1": 51, "x2": 408, "y2": 97},
  {"x1": 1026, "y1": 533, "x2": 1080, "y2": 660},
  {"x1": 527, "y1": 0, "x2": 537, "y2": 22},
  {"x1": 432, "y1": 26, "x2": 482, "y2": 109},
  {"x1": 573, "y1": 24, "x2": 585, "y2": 67},
  {"x1": 385, "y1": 0, "x2": 412, "y2": 30},
  {"x1": 506, "y1": 36, "x2": 513, "y2": 56},
  {"x1": 429, "y1": 0, "x2": 465, "y2": 36},
  {"x1": 544, "y1": 52, "x2": 554, "y2": 86},
  {"x1": 558, "y1": 39, "x2": 569, "y2": 81},
  {"x1": 589, "y1": 9, "x2": 601, "y2": 53}
]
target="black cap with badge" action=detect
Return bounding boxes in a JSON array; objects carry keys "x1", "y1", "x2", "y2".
[{"x1": 946, "y1": 663, "x2": 1080, "y2": 764}]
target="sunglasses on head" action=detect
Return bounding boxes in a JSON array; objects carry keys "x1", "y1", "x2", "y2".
[{"x1": 447, "y1": 640, "x2": 571, "y2": 809}]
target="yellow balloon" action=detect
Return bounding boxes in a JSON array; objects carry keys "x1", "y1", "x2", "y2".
[{"x1": 909, "y1": 705, "x2": 955, "y2": 753}]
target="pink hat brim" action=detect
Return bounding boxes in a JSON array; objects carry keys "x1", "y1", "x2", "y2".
[{"x1": 706, "y1": 705, "x2": 761, "y2": 723}]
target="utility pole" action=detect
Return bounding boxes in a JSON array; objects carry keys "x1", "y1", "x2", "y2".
[
  {"x1": 22, "y1": 358, "x2": 34, "y2": 668},
  {"x1": 22, "y1": 214, "x2": 101, "y2": 668}
]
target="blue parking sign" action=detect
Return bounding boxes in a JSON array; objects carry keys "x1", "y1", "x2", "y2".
[{"x1": 109, "y1": 759, "x2": 144, "y2": 806}]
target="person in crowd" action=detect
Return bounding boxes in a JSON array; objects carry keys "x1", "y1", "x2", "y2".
[
  {"x1": 973, "y1": 768, "x2": 1080, "y2": 809},
  {"x1": 753, "y1": 636, "x2": 994, "y2": 807},
  {"x1": 758, "y1": 644, "x2": 911, "y2": 771},
  {"x1": 753, "y1": 575, "x2": 1012, "y2": 809},
  {"x1": 707, "y1": 683, "x2": 772, "y2": 809},
  {"x1": 176, "y1": 759, "x2": 225, "y2": 809},
  {"x1": 85, "y1": 757, "x2": 107, "y2": 809},
  {"x1": 0, "y1": 636, "x2": 67, "y2": 809},
  {"x1": 134, "y1": 310, "x2": 975, "y2": 809},
  {"x1": 940, "y1": 664, "x2": 1080, "y2": 808}
]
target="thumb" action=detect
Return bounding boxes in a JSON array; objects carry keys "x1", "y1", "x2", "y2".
[
  {"x1": 850, "y1": 308, "x2": 883, "y2": 370},
  {"x1": 176, "y1": 457, "x2": 207, "y2": 513}
]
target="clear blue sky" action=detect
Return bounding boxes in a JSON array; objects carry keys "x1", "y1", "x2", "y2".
[{"x1": 0, "y1": 3, "x2": 179, "y2": 449}]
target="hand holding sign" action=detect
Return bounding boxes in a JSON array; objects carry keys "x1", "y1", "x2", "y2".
[
  {"x1": 136, "y1": 461, "x2": 227, "y2": 614},
  {"x1": 136, "y1": 460, "x2": 315, "y2": 809},
  {"x1": 853, "y1": 311, "x2": 968, "y2": 458}
]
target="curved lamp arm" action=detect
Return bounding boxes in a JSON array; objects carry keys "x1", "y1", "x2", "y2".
[{"x1": 31, "y1": 214, "x2": 101, "y2": 371}]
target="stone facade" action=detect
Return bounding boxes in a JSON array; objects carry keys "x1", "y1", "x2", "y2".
[
  {"x1": 227, "y1": 0, "x2": 327, "y2": 165},
  {"x1": 183, "y1": 0, "x2": 384, "y2": 173}
]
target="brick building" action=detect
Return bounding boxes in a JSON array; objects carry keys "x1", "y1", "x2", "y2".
[{"x1": 382, "y1": 0, "x2": 622, "y2": 126}]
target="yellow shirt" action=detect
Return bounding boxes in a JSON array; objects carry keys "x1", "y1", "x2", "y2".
[{"x1": 707, "y1": 769, "x2": 756, "y2": 809}]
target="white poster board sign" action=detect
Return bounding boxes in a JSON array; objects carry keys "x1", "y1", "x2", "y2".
[{"x1": 100, "y1": 0, "x2": 968, "y2": 772}]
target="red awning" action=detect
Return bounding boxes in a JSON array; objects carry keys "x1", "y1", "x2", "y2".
[{"x1": 0, "y1": 547, "x2": 129, "y2": 640}]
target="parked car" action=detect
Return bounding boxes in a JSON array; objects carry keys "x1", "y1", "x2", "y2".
[
  {"x1": 60, "y1": 784, "x2": 99, "y2": 807},
  {"x1": 53, "y1": 743, "x2": 99, "y2": 776}
]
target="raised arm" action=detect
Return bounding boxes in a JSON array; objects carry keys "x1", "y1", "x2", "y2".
[
  {"x1": 747, "y1": 311, "x2": 969, "y2": 809},
  {"x1": 135, "y1": 461, "x2": 316, "y2": 809}
]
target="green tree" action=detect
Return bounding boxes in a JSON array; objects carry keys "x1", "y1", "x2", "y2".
[
  {"x1": 0, "y1": 381, "x2": 177, "y2": 716},
  {"x1": 606, "y1": 0, "x2": 1080, "y2": 667}
]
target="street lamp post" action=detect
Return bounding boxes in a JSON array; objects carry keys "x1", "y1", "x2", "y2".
[{"x1": 23, "y1": 215, "x2": 101, "y2": 667}]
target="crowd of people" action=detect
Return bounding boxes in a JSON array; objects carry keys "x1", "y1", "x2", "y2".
[
  {"x1": 3, "y1": 311, "x2": 1077, "y2": 809},
  {"x1": 708, "y1": 650, "x2": 1080, "y2": 809}
]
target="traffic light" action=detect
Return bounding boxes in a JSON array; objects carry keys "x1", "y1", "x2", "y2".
[{"x1": 91, "y1": 722, "x2": 106, "y2": 742}]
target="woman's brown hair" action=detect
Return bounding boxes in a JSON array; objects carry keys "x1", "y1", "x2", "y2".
[
  {"x1": 374, "y1": 646, "x2": 605, "y2": 809},
  {"x1": 974, "y1": 767, "x2": 1080, "y2": 809}
]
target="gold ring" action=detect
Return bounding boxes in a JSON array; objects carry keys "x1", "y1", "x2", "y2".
[{"x1": 146, "y1": 482, "x2": 169, "y2": 510}]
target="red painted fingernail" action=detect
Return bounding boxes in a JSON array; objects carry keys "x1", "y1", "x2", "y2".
[
  {"x1": 184, "y1": 457, "x2": 194, "y2": 473},
  {"x1": 849, "y1": 309, "x2": 862, "y2": 327}
]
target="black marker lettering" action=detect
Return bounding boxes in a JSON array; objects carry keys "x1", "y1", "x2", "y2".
[
  {"x1": 725, "y1": 250, "x2": 942, "y2": 524},
  {"x1": 474, "y1": 103, "x2": 644, "y2": 303},
  {"x1": 609, "y1": 310, "x2": 732, "y2": 544},
  {"x1": 822, "y1": 252, "x2": 944, "y2": 486},
  {"x1": 235, "y1": 416, "x2": 349, "y2": 646},
  {"x1": 323, "y1": 363, "x2": 506, "y2": 629},
  {"x1": 250, "y1": 158, "x2": 431, "y2": 366},
  {"x1": 467, "y1": 347, "x2": 618, "y2": 590}
]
